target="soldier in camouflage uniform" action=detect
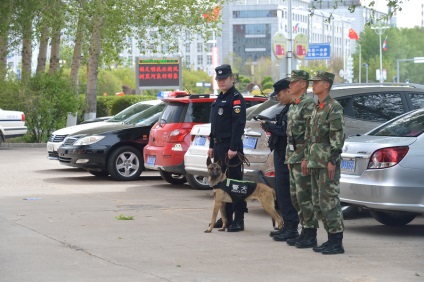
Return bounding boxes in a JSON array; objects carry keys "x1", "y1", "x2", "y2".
[
  {"x1": 305, "y1": 71, "x2": 345, "y2": 255},
  {"x1": 278, "y1": 70, "x2": 319, "y2": 248}
]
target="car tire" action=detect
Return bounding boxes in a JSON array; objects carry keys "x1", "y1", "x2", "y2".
[
  {"x1": 341, "y1": 203, "x2": 361, "y2": 219},
  {"x1": 89, "y1": 170, "x2": 109, "y2": 177},
  {"x1": 369, "y1": 210, "x2": 417, "y2": 226},
  {"x1": 107, "y1": 146, "x2": 144, "y2": 181},
  {"x1": 159, "y1": 170, "x2": 187, "y2": 185},
  {"x1": 186, "y1": 174, "x2": 211, "y2": 190}
]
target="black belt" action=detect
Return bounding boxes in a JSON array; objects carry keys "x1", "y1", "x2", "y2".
[
  {"x1": 311, "y1": 136, "x2": 329, "y2": 143},
  {"x1": 214, "y1": 137, "x2": 231, "y2": 144}
]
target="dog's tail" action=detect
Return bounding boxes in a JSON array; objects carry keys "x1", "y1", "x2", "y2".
[{"x1": 272, "y1": 189, "x2": 276, "y2": 201}]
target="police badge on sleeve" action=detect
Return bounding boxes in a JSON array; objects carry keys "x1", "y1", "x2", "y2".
[{"x1": 218, "y1": 108, "x2": 223, "y2": 115}]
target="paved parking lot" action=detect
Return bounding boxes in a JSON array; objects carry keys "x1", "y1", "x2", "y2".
[{"x1": 1, "y1": 146, "x2": 423, "y2": 282}]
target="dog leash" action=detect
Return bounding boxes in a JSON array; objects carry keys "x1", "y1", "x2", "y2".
[{"x1": 224, "y1": 152, "x2": 250, "y2": 177}]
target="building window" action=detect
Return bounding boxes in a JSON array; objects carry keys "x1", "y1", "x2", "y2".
[
  {"x1": 197, "y1": 55, "x2": 203, "y2": 65},
  {"x1": 207, "y1": 55, "x2": 212, "y2": 65},
  {"x1": 185, "y1": 43, "x2": 190, "y2": 53},
  {"x1": 233, "y1": 10, "x2": 277, "y2": 18},
  {"x1": 197, "y1": 43, "x2": 203, "y2": 52},
  {"x1": 185, "y1": 56, "x2": 190, "y2": 66}
]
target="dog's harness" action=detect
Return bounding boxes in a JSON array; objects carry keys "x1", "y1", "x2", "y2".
[{"x1": 215, "y1": 178, "x2": 256, "y2": 201}]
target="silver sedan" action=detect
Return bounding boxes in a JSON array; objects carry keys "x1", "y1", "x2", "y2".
[{"x1": 340, "y1": 108, "x2": 424, "y2": 226}]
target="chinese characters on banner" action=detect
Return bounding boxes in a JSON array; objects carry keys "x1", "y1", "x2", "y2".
[{"x1": 138, "y1": 58, "x2": 180, "y2": 88}]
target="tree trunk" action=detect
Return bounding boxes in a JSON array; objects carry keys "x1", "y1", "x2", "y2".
[
  {"x1": 0, "y1": 35, "x2": 8, "y2": 80},
  {"x1": 21, "y1": 23, "x2": 33, "y2": 83},
  {"x1": 48, "y1": 26, "x2": 61, "y2": 74},
  {"x1": 85, "y1": 10, "x2": 103, "y2": 120},
  {"x1": 0, "y1": 0, "x2": 12, "y2": 79},
  {"x1": 70, "y1": 16, "x2": 84, "y2": 91},
  {"x1": 36, "y1": 25, "x2": 50, "y2": 75}
]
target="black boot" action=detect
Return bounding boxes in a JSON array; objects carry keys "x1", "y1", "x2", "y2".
[
  {"x1": 295, "y1": 228, "x2": 317, "y2": 248},
  {"x1": 227, "y1": 212, "x2": 244, "y2": 232},
  {"x1": 273, "y1": 221, "x2": 299, "y2": 241},
  {"x1": 313, "y1": 232, "x2": 330, "y2": 252},
  {"x1": 270, "y1": 223, "x2": 287, "y2": 237},
  {"x1": 286, "y1": 227, "x2": 304, "y2": 246},
  {"x1": 321, "y1": 232, "x2": 345, "y2": 255}
]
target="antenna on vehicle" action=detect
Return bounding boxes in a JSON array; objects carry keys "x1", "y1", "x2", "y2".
[{"x1": 183, "y1": 84, "x2": 192, "y2": 95}]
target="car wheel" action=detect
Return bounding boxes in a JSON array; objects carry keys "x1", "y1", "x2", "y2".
[
  {"x1": 107, "y1": 146, "x2": 143, "y2": 181},
  {"x1": 369, "y1": 210, "x2": 417, "y2": 226},
  {"x1": 186, "y1": 174, "x2": 211, "y2": 190},
  {"x1": 341, "y1": 203, "x2": 360, "y2": 219},
  {"x1": 159, "y1": 170, "x2": 187, "y2": 185},
  {"x1": 89, "y1": 170, "x2": 109, "y2": 177}
]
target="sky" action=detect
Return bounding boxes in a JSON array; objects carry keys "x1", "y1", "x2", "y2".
[{"x1": 367, "y1": 0, "x2": 423, "y2": 28}]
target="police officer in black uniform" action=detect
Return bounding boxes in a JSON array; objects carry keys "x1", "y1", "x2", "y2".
[
  {"x1": 208, "y1": 64, "x2": 247, "y2": 232},
  {"x1": 261, "y1": 79, "x2": 300, "y2": 240}
]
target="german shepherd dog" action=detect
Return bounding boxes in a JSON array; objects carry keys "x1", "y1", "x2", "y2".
[{"x1": 204, "y1": 157, "x2": 283, "y2": 233}]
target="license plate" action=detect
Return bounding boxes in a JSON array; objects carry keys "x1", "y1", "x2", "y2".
[
  {"x1": 243, "y1": 136, "x2": 258, "y2": 149},
  {"x1": 147, "y1": 155, "x2": 156, "y2": 166},
  {"x1": 47, "y1": 143, "x2": 54, "y2": 152},
  {"x1": 194, "y1": 136, "x2": 207, "y2": 146},
  {"x1": 341, "y1": 158, "x2": 355, "y2": 172}
]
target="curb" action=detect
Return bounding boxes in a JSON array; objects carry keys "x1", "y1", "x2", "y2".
[{"x1": 1, "y1": 143, "x2": 46, "y2": 148}]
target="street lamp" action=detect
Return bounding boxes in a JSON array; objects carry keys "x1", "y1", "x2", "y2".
[{"x1": 371, "y1": 25, "x2": 389, "y2": 83}]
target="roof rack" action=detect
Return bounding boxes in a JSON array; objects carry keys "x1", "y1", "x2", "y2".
[{"x1": 189, "y1": 94, "x2": 210, "y2": 99}]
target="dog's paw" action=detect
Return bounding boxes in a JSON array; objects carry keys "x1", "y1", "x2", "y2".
[
  {"x1": 218, "y1": 228, "x2": 226, "y2": 232},
  {"x1": 204, "y1": 229, "x2": 212, "y2": 233}
]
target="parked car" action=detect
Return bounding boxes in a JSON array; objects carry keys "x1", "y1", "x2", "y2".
[
  {"x1": 143, "y1": 94, "x2": 267, "y2": 186},
  {"x1": 330, "y1": 83, "x2": 424, "y2": 136},
  {"x1": 57, "y1": 102, "x2": 166, "y2": 181},
  {"x1": 340, "y1": 108, "x2": 424, "y2": 226},
  {"x1": 0, "y1": 108, "x2": 28, "y2": 145},
  {"x1": 47, "y1": 99, "x2": 162, "y2": 160}
]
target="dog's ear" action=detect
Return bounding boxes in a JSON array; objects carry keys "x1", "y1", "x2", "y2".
[{"x1": 206, "y1": 157, "x2": 212, "y2": 166}]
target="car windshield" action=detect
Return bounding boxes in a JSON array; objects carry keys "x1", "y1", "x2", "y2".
[
  {"x1": 159, "y1": 102, "x2": 212, "y2": 125},
  {"x1": 124, "y1": 102, "x2": 165, "y2": 124},
  {"x1": 368, "y1": 110, "x2": 424, "y2": 137},
  {"x1": 107, "y1": 102, "x2": 156, "y2": 122},
  {"x1": 136, "y1": 112, "x2": 163, "y2": 126}
]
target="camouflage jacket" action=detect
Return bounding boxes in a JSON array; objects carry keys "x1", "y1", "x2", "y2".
[
  {"x1": 285, "y1": 93, "x2": 315, "y2": 164},
  {"x1": 305, "y1": 95, "x2": 345, "y2": 168}
]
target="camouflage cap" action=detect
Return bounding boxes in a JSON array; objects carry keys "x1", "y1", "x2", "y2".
[
  {"x1": 309, "y1": 71, "x2": 335, "y2": 82},
  {"x1": 286, "y1": 70, "x2": 310, "y2": 82}
]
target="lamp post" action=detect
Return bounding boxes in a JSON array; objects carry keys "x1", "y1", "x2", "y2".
[
  {"x1": 362, "y1": 63, "x2": 368, "y2": 83},
  {"x1": 371, "y1": 25, "x2": 389, "y2": 83}
]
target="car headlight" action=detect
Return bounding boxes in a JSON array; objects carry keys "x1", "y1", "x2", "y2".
[{"x1": 73, "y1": 135, "x2": 105, "y2": 145}]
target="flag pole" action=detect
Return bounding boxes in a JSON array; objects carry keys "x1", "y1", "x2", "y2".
[
  {"x1": 371, "y1": 25, "x2": 389, "y2": 83},
  {"x1": 359, "y1": 44, "x2": 361, "y2": 83}
]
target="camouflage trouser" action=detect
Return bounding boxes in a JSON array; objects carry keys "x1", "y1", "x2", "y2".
[
  {"x1": 310, "y1": 167, "x2": 344, "y2": 233},
  {"x1": 289, "y1": 163, "x2": 318, "y2": 228}
]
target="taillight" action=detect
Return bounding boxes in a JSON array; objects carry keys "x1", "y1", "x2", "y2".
[
  {"x1": 368, "y1": 146, "x2": 409, "y2": 169},
  {"x1": 22, "y1": 113, "x2": 25, "y2": 121},
  {"x1": 168, "y1": 129, "x2": 189, "y2": 143}
]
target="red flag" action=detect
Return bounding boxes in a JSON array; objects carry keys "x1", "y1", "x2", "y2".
[
  {"x1": 203, "y1": 6, "x2": 220, "y2": 22},
  {"x1": 348, "y1": 28, "x2": 359, "y2": 40},
  {"x1": 383, "y1": 36, "x2": 388, "y2": 51}
]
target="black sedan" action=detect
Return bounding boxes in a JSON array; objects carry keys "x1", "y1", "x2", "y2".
[{"x1": 58, "y1": 103, "x2": 165, "y2": 181}]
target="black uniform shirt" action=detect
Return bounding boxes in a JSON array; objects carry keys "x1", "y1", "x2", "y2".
[{"x1": 209, "y1": 86, "x2": 246, "y2": 151}]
